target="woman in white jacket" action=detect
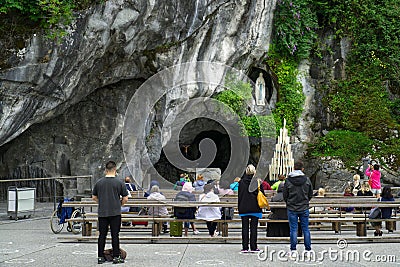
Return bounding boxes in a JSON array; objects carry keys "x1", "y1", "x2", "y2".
[
  {"x1": 196, "y1": 183, "x2": 221, "y2": 237},
  {"x1": 147, "y1": 185, "x2": 169, "y2": 233}
]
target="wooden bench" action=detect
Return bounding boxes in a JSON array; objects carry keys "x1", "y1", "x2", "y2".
[{"x1": 62, "y1": 198, "x2": 400, "y2": 238}]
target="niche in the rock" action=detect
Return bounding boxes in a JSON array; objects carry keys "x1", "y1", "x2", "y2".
[
  {"x1": 154, "y1": 118, "x2": 231, "y2": 182},
  {"x1": 248, "y1": 67, "x2": 273, "y2": 103},
  {"x1": 59, "y1": 153, "x2": 71, "y2": 176}
]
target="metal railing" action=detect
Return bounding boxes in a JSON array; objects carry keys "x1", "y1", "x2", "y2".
[{"x1": 0, "y1": 175, "x2": 92, "y2": 210}]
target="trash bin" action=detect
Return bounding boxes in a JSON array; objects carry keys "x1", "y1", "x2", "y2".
[
  {"x1": 7, "y1": 187, "x2": 36, "y2": 220},
  {"x1": 82, "y1": 222, "x2": 92, "y2": 236}
]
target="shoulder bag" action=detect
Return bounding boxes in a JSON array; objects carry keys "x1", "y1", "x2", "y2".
[{"x1": 257, "y1": 180, "x2": 270, "y2": 209}]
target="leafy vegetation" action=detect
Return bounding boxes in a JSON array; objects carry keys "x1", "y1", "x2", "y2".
[
  {"x1": 214, "y1": 75, "x2": 275, "y2": 138},
  {"x1": 273, "y1": 0, "x2": 318, "y2": 62},
  {"x1": 270, "y1": 0, "x2": 400, "y2": 169},
  {"x1": 266, "y1": 46, "x2": 305, "y2": 134},
  {"x1": 310, "y1": 130, "x2": 373, "y2": 168},
  {"x1": 266, "y1": 0, "x2": 317, "y2": 135},
  {"x1": 0, "y1": 0, "x2": 102, "y2": 39},
  {"x1": 309, "y1": 0, "x2": 400, "y2": 169}
]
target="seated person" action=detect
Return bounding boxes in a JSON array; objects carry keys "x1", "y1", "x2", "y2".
[
  {"x1": 262, "y1": 179, "x2": 272, "y2": 191},
  {"x1": 196, "y1": 183, "x2": 222, "y2": 237},
  {"x1": 267, "y1": 182, "x2": 290, "y2": 237},
  {"x1": 371, "y1": 186, "x2": 395, "y2": 236},
  {"x1": 174, "y1": 182, "x2": 199, "y2": 236},
  {"x1": 342, "y1": 187, "x2": 355, "y2": 212},
  {"x1": 357, "y1": 182, "x2": 373, "y2": 196},
  {"x1": 271, "y1": 175, "x2": 285, "y2": 191},
  {"x1": 206, "y1": 179, "x2": 220, "y2": 194},
  {"x1": 193, "y1": 174, "x2": 205, "y2": 192},
  {"x1": 125, "y1": 176, "x2": 137, "y2": 193},
  {"x1": 311, "y1": 188, "x2": 328, "y2": 213},
  {"x1": 147, "y1": 185, "x2": 169, "y2": 233},
  {"x1": 218, "y1": 180, "x2": 234, "y2": 196},
  {"x1": 174, "y1": 173, "x2": 191, "y2": 190},
  {"x1": 351, "y1": 174, "x2": 361, "y2": 195},
  {"x1": 144, "y1": 180, "x2": 160, "y2": 197},
  {"x1": 229, "y1": 177, "x2": 240, "y2": 192}
]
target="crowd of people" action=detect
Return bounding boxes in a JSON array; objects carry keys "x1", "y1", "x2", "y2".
[{"x1": 91, "y1": 159, "x2": 397, "y2": 263}]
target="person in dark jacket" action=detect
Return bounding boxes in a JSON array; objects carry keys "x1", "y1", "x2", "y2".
[
  {"x1": 174, "y1": 182, "x2": 200, "y2": 236},
  {"x1": 283, "y1": 161, "x2": 313, "y2": 256},
  {"x1": 267, "y1": 182, "x2": 290, "y2": 237},
  {"x1": 371, "y1": 186, "x2": 394, "y2": 236},
  {"x1": 238, "y1": 164, "x2": 264, "y2": 253}
]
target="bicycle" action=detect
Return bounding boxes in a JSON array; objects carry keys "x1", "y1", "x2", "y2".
[{"x1": 50, "y1": 198, "x2": 83, "y2": 234}]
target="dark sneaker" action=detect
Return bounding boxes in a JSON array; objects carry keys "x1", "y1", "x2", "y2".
[
  {"x1": 113, "y1": 256, "x2": 125, "y2": 264},
  {"x1": 250, "y1": 248, "x2": 264, "y2": 253},
  {"x1": 240, "y1": 249, "x2": 249, "y2": 253},
  {"x1": 97, "y1": 257, "x2": 106, "y2": 264}
]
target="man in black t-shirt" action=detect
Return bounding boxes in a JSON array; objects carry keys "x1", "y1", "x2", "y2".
[{"x1": 92, "y1": 161, "x2": 128, "y2": 264}]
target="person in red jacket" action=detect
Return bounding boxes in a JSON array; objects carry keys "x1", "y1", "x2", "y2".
[{"x1": 262, "y1": 179, "x2": 272, "y2": 191}]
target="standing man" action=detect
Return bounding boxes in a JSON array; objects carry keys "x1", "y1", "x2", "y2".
[
  {"x1": 283, "y1": 161, "x2": 313, "y2": 258},
  {"x1": 92, "y1": 161, "x2": 129, "y2": 264}
]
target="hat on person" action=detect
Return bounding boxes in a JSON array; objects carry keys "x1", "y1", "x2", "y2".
[
  {"x1": 182, "y1": 182, "x2": 194, "y2": 192},
  {"x1": 150, "y1": 185, "x2": 160, "y2": 193},
  {"x1": 203, "y1": 183, "x2": 214, "y2": 193}
]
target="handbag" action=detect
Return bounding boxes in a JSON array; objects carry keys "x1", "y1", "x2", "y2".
[
  {"x1": 369, "y1": 207, "x2": 382, "y2": 219},
  {"x1": 257, "y1": 180, "x2": 270, "y2": 209}
]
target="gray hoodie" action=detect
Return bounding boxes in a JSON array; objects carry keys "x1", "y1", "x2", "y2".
[{"x1": 283, "y1": 170, "x2": 313, "y2": 212}]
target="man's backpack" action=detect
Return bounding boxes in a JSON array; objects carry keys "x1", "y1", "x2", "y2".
[
  {"x1": 103, "y1": 248, "x2": 127, "y2": 262},
  {"x1": 369, "y1": 207, "x2": 382, "y2": 219},
  {"x1": 221, "y1": 207, "x2": 234, "y2": 220}
]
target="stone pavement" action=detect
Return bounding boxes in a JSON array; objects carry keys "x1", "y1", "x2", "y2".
[{"x1": 1, "y1": 214, "x2": 400, "y2": 267}]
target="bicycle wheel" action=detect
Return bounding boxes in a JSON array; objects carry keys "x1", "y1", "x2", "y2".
[
  {"x1": 50, "y1": 210, "x2": 64, "y2": 234},
  {"x1": 70, "y1": 209, "x2": 83, "y2": 234}
]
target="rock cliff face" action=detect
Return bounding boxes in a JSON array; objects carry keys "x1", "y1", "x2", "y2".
[{"x1": 0, "y1": 0, "x2": 278, "y2": 191}]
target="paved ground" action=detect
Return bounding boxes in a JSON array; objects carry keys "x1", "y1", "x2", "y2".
[{"x1": 1, "y1": 202, "x2": 400, "y2": 266}]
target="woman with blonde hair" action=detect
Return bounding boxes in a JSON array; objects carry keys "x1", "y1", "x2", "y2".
[
  {"x1": 352, "y1": 174, "x2": 361, "y2": 195},
  {"x1": 238, "y1": 164, "x2": 264, "y2": 253},
  {"x1": 357, "y1": 182, "x2": 373, "y2": 196}
]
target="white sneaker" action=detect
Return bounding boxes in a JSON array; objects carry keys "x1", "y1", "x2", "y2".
[
  {"x1": 193, "y1": 230, "x2": 200, "y2": 235},
  {"x1": 286, "y1": 251, "x2": 297, "y2": 260}
]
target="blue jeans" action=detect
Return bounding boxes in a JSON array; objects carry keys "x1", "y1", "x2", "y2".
[{"x1": 287, "y1": 209, "x2": 311, "y2": 251}]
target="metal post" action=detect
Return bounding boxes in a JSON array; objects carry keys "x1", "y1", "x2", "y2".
[
  {"x1": 53, "y1": 178, "x2": 57, "y2": 211},
  {"x1": 15, "y1": 187, "x2": 19, "y2": 221}
]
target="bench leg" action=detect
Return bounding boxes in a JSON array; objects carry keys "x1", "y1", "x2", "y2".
[
  {"x1": 355, "y1": 223, "x2": 366, "y2": 237},
  {"x1": 152, "y1": 222, "x2": 161, "y2": 236},
  {"x1": 332, "y1": 222, "x2": 341, "y2": 234},
  {"x1": 221, "y1": 222, "x2": 229, "y2": 237},
  {"x1": 386, "y1": 221, "x2": 395, "y2": 232}
]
